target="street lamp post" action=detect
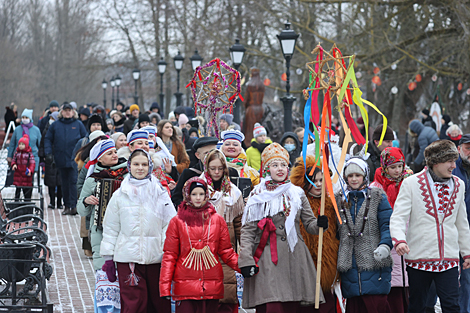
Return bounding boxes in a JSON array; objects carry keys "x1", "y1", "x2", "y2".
[
  {"x1": 158, "y1": 57, "x2": 167, "y2": 116},
  {"x1": 115, "y1": 74, "x2": 121, "y2": 106},
  {"x1": 173, "y1": 51, "x2": 184, "y2": 106},
  {"x1": 102, "y1": 79, "x2": 107, "y2": 108},
  {"x1": 110, "y1": 76, "x2": 115, "y2": 110},
  {"x1": 133, "y1": 68, "x2": 140, "y2": 105},
  {"x1": 277, "y1": 21, "x2": 299, "y2": 132},
  {"x1": 190, "y1": 50, "x2": 203, "y2": 71},
  {"x1": 229, "y1": 38, "x2": 246, "y2": 124}
]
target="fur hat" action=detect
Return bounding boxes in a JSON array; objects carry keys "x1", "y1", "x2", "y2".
[
  {"x1": 424, "y1": 140, "x2": 458, "y2": 168},
  {"x1": 372, "y1": 124, "x2": 394, "y2": 142},
  {"x1": 253, "y1": 123, "x2": 267, "y2": 138},
  {"x1": 261, "y1": 143, "x2": 289, "y2": 176}
]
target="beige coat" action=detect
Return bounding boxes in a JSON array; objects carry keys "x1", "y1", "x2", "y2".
[{"x1": 238, "y1": 191, "x2": 325, "y2": 309}]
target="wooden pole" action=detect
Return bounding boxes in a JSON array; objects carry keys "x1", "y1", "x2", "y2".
[{"x1": 315, "y1": 171, "x2": 327, "y2": 309}]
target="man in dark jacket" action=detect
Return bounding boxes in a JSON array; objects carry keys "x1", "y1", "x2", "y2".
[
  {"x1": 123, "y1": 104, "x2": 139, "y2": 135},
  {"x1": 366, "y1": 124, "x2": 394, "y2": 182},
  {"x1": 45, "y1": 103, "x2": 87, "y2": 215},
  {"x1": 452, "y1": 134, "x2": 470, "y2": 312},
  {"x1": 171, "y1": 137, "x2": 238, "y2": 208},
  {"x1": 39, "y1": 100, "x2": 60, "y2": 133},
  {"x1": 409, "y1": 119, "x2": 439, "y2": 173}
]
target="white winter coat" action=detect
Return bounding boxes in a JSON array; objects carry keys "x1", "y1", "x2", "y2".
[{"x1": 100, "y1": 176, "x2": 176, "y2": 264}]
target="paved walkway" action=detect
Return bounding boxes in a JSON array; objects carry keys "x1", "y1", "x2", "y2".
[
  {"x1": 1, "y1": 182, "x2": 95, "y2": 312},
  {"x1": 44, "y1": 200, "x2": 95, "y2": 312}
]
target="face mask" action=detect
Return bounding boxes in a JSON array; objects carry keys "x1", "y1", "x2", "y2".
[
  {"x1": 284, "y1": 143, "x2": 296, "y2": 152},
  {"x1": 22, "y1": 118, "x2": 30, "y2": 124}
]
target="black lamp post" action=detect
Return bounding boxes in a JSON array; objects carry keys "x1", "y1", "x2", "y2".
[
  {"x1": 277, "y1": 21, "x2": 299, "y2": 132},
  {"x1": 115, "y1": 74, "x2": 121, "y2": 106},
  {"x1": 173, "y1": 51, "x2": 184, "y2": 106},
  {"x1": 132, "y1": 68, "x2": 140, "y2": 105},
  {"x1": 229, "y1": 38, "x2": 246, "y2": 124},
  {"x1": 102, "y1": 79, "x2": 107, "y2": 108},
  {"x1": 110, "y1": 76, "x2": 115, "y2": 110},
  {"x1": 158, "y1": 57, "x2": 167, "y2": 116},
  {"x1": 190, "y1": 49, "x2": 203, "y2": 71}
]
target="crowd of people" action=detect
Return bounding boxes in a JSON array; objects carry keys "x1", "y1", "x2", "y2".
[{"x1": 4, "y1": 100, "x2": 470, "y2": 313}]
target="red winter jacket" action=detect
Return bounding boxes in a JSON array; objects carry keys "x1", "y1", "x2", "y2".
[
  {"x1": 159, "y1": 212, "x2": 240, "y2": 301},
  {"x1": 11, "y1": 147, "x2": 35, "y2": 186}
]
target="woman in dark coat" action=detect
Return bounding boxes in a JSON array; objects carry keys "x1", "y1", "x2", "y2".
[{"x1": 38, "y1": 112, "x2": 62, "y2": 209}]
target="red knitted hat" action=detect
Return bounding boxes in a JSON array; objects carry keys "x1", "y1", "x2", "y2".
[{"x1": 18, "y1": 135, "x2": 30, "y2": 147}]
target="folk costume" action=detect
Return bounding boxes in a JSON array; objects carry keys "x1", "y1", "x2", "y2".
[
  {"x1": 335, "y1": 157, "x2": 393, "y2": 313},
  {"x1": 159, "y1": 177, "x2": 240, "y2": 313},
  {"x1": 239, "y1": 143, "x2": 325, "y2": 312},
  {"x1": 77, "y1": 139, "x2": 128, "y2": 313},
  {"x1": 391, "y1": 140, "x2": 470, "y2": 313},
  {"x1": 370, "y1": 147, "x2": 412, "y2": 313},
  {"x1": 290, "y1": 156, "x2": 339, "y2": 313},
  {"x1": 200, "y1": 149, "x2": 244, "y2": 312},
  {"x1": 221, "y1": 130, "x2": 260, "y2": 187},
  {"x1": 100, "y1": 149, "x2": 176, "y2": 313}
]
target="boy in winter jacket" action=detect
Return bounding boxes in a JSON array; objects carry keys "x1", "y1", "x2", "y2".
[{"x1": 11, "y1": 135, "x2": 35, "y2": 201}]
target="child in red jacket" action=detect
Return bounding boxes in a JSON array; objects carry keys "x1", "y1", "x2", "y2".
[
  {"x1": 160, "y1": 177, "x2": 240, "y2": 313},
  {"x1": 11, "y1": 135, "x2": 35, "y2": 201}
]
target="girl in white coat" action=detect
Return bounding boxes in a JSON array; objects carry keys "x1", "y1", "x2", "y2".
[{"x1": 100, "y1": 149, "x2": 177, "y2": 313}]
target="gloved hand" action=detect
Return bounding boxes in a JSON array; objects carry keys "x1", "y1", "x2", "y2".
[
  {"x1": 317, "y1": 215, "x2": 328, "y2": 229},
  {"x1": 240, "y1": 265, "x2": 259, "y2": 278},
  {"x1": 45, "y1": 154, "x2": 54, "y2": 165},
  {"x1": 102, "y1": 260, "x2": 117, "y2": 282},
  {"x1": 374, "y1": 244, "x2": 391, "y2": 261},
  {"x1": 161, "y1": 296, "x2": 171, "y2": 300}
]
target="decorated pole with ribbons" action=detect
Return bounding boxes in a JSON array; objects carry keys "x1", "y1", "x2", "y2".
[{"x1": 302, "y1": 44, "x2": 388, "y2": 309}]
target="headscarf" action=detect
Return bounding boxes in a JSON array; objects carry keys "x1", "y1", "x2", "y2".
[
  {"x1": 155, "y1": 136, "x2": 176, "y2": 166},
  {"x1": 177, "y1": 177, "x2": 215, "y2": 227},
  {"x1": 86, "y1": 139, "x2": 116, "y2": 178},
  {"x1": 373, "y1": 147, "x2": 413, "y2": 207},
  {"x1": 202, "y1": 149, "x2": 231, "y2": 196}
]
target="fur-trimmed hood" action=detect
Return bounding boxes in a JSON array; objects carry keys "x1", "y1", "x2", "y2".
[{"x1": 58, "y1": 109, "x2": 79, "y2": 120}]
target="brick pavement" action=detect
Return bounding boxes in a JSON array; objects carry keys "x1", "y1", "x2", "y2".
[
  {"x1": 44, "y1": 202, "x2": 95, "y2": 313},
  {"x1": 2, "y1": 184, "x2": 96, "y2": 312}
]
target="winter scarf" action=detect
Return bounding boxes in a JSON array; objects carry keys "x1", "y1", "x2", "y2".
[
  {"x1": 21, "y1": 122, "x2": 33, "y2": 136},
  {"x1": 242, "y1": 175, "x2": 302, "y2": 252}
]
